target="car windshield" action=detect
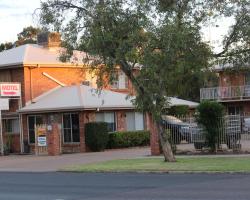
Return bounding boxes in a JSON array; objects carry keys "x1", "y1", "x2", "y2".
[{"x1": 162, "y1": 115, "x2": 183, "y2": 123}]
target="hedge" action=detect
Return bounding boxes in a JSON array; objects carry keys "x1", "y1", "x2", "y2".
[
  {"x1": 168, "y1": 105, "x2": 189, "y2": 116},
  {"x1": 108, "y1": 130, "x2": 150, "y2": 149},
  {"x1": 85, "y1": 122, "x2": 109, "y2": 152}
]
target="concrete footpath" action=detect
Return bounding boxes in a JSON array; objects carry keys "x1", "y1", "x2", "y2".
[{"x1": 0, "y1": 147, "x2": 150, "y2": 172}]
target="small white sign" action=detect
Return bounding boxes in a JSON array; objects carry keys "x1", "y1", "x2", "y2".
[
  {"x1": 37, "y1": 136, "x2": 47, "y2": 147},
  {"x1": 0, "y1": 98, "x2": 9, "y2": 110},
  {"x1": 0, "y1": 83, "x2": 21, "y2": 97}
]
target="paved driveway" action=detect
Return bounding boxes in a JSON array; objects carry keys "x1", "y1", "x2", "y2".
[{"x1": 0, "y1": 147, "x2": 150, "y2": 172}]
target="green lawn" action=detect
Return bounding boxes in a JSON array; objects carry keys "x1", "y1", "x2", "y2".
[{"x1": 63, "y1": 157, "x2": 250, "y2": 173}]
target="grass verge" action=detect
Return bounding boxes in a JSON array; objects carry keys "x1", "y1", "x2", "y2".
[{"x1": 62, "y1": 156, "x2": 250, "y2": 173}]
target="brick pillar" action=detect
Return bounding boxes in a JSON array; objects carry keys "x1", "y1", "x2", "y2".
[
  {"x1": 79, "y1": 112, "x2": 86, "y2": 153},
  {"x1": 47, "y1": 123, "x2": 61, "y2": 156},
  {"x1": 146, "y1": 113, "x2": 161, "y2": 155}
]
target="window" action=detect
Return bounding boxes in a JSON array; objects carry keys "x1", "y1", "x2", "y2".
[
  {"x1": 228, "y1": 106, "x2": 242, "y2": 115},
  {"x1": 96, "y1": 112, "x2": 116, "y2": 132},
  {"x1": 126, "y1": 112, "x2": 144, "y2": 131},
  {"x1": 63, "y1": 113, "x2": 80, "y2": 143},
  {"x1": 4, "y1": 119, "x2": 20, "y2": 134},
  {"x1": 246, "y1": 72, "x2": 250, "y2": 85},
  {"x1": 28, "y1": 116, "x2": 43, "y2": 144},
  {"x1": 111, "y1": 71, "x2": 129, "y2": 89}
]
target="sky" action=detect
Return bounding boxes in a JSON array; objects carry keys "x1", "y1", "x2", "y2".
[
  {"x1": 0, "y1": 0, "x2": 233, "y2": 53},
  {"x1": 0, "y1": 0, "x2": 41, "y2": 43}
]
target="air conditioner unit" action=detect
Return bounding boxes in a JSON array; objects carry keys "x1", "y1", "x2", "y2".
[{"x1": 81, "y1": 81, "x2": 91, "y2": 86}]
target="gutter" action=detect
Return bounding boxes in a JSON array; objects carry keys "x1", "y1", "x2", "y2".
[{"x1": 18, "y1": 106, "x2": 135, "y2": 114}]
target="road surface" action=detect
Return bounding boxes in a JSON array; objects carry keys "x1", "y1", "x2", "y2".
[{"x1": 0, "y1": 172, "x2": 249, "y2": 200}]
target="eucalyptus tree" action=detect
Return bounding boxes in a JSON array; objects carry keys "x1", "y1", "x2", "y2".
[{"x1": 39, "y1": 0, "x2": 249, "y2": 162}]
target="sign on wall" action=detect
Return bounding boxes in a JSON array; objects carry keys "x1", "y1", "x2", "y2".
[
  {"x1": 36, "y1": 126, "x2": 47, "y2": 147},
  {"x1": 0, "y1": 98, "x2": 9, "y2": 110},
  {"x1": 37, "y1": 136, "x2": 47, "y2": 147},
  {"x1": 0, "y1": 83, "x2": 21, "y2": 97}
]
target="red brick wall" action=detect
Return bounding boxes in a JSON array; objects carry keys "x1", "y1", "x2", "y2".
[
  {"x1": 219, "y1": 71, "x2": 245, "y2": 87},
  {"x1": 3, "y1": 134, "x2": 20, "y2": 153},
  {"x1": 116, "y1": 111, "x2": 126, "y2": 131},
  {"x1": 23, "y1": 66, "x2": 87, "y2": 103},
  {"x1": 145, "y1": 113, "x2": 160, "y2": 155},
  {"x1": 47, "y1": 123, "x2": 61, "y2": 156}
]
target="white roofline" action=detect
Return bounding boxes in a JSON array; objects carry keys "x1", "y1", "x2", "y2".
[{"x1": 19, "y1": 106, "x2": 135, "y2": 114}]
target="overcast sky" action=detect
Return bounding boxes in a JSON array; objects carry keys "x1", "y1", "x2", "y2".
[
  {"x1": 0, "y1": 0, "x2": 41, "y2": 43},
  {"x1": 0, "y1": 0, "x2": 233, "y2": 53}
]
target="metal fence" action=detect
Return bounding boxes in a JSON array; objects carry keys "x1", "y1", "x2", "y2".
[
  {"x1": 200, "y1": 85, "x2": 250, "y2": 101},
  {"x1": 163, "y1": 115, "x2": 250, "y2": 152}
]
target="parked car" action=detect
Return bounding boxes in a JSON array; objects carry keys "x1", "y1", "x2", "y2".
[
  {"x1": 190, "y1": 126, "x2": 207, "y2": 150},
  {"x1": 243, "y1": 117, "x2": 250, "y2": 134},
  {"x1": 191, "y1": 115, "x2": 242, "y2": 150},
  {"x1": 162, "y1": 115, "x2": 192, "y2": 144},
  {"x1": 225, "y1": 115, "x2": 241, "y2": 149}
]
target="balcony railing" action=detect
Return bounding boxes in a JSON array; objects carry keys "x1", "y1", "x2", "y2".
[{"x1": 200, "y1": 85, "x2": 250, "y2": 101}]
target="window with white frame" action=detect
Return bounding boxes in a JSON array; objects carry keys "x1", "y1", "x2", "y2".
[
  {"x1": 4, "y1": 119, "x2": 20, "y2": 134},
  {"x1": 111, "y1": 71, "x2": 128, "y2": 89},
  {"x1": 63, "y1": 113, "x2": 80, "y2": 143},
  {"x1": 96, "y1": 112, "x2": 116, "y2": 132},
  {"x1": 126, "y1": 112, "x2": 144, "y2": 131}
]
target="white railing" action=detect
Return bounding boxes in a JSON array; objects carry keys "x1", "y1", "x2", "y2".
[{"x1": 200, "y1": 85, "x2": 250, "y2": 101}]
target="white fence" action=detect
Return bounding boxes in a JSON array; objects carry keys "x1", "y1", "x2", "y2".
[{"x1": 163, "y1": 115, "x2": 250, "y2": 152}]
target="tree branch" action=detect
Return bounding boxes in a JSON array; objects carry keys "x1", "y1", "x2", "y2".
[{"x1": 213, "y1": 13, "x2": 245, "y2": 58}]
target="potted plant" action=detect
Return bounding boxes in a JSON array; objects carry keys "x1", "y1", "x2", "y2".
[{"x1": 3, "y1": 144, "x2": 10, "y2": 155}]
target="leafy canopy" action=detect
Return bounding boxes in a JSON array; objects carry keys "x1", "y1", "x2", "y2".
[{"x1": 39, "y1": 0, "x2": 249, "y2": 118}]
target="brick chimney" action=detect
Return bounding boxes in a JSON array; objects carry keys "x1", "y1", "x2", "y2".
[{"x1": 37, "y1": 32, "x2": 61, "y2": 48}]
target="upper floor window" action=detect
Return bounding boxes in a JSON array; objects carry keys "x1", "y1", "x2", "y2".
[{"x1": 111, "y1": 71, "x2": 128, "y2": 89}]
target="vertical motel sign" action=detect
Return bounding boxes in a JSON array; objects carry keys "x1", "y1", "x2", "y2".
[{"x1": 0, "y1": 83, "x2": 21, "y2": 155}]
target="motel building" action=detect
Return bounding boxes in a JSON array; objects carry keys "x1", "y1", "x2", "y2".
[{"x1": 0, "y1": 32, "x2": 197, "y2": 156}]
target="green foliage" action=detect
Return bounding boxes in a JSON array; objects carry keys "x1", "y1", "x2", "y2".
[
  {"x1": 85, "y1": 122, "x2": 109, "y2": 152},
  {"x1": 15, "y1": 26, "x2": 41, "y2": 46},
  {"x1": 38, "y1": 0, "x2": 249, "y2": 160},
  {"x1": 108, "y1": 130, "x2": 150, "y2": 149},
  {"x1": 168, "y1": 105, "x2": 189, "y2": 117},
  {"x1": 0, "y1": 42, "x2": 13, "y2": 52},
  {"x1": 0, "y1": 26, "x2": 41, "y2": 52},
  {"x1": 196, "y1": 101, "x2": 225, "y2": 152}
]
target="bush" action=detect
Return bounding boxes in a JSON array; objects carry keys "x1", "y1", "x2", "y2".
[
  {"x1": 168, "y1": 105, "x2": 189, "y2": 116},
  {"x1": 108, "y1": 130, "x2": 150, "y2": 149},
  {"x1": 196, "y1": 101, "x2": 225, "y2": 152},
  {"x1": 85, "y1": 122, "x2": 109, "y2": 152}
]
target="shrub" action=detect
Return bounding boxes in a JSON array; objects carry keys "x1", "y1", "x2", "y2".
[
  {"x1": 168, "y1": 105, "x2": 189, "y2": 117},
  {"x1": 108, "y1": 130, "x2": 150, "y2": 149},
  {"x1": 196, "y1": 100, "x2": 225, "y2": 152},
  {"x1": 85, "y1": 122, "x2": 109, "y2": 152}
]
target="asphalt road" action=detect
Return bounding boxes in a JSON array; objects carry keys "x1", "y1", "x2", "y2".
[{"x1": 0, "y1": 172, "x2": 250, "y2": 200}]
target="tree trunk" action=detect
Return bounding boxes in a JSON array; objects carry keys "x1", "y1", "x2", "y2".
[{"x1": 156, "y1": 121, "x2": 176, "y2": 162}]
